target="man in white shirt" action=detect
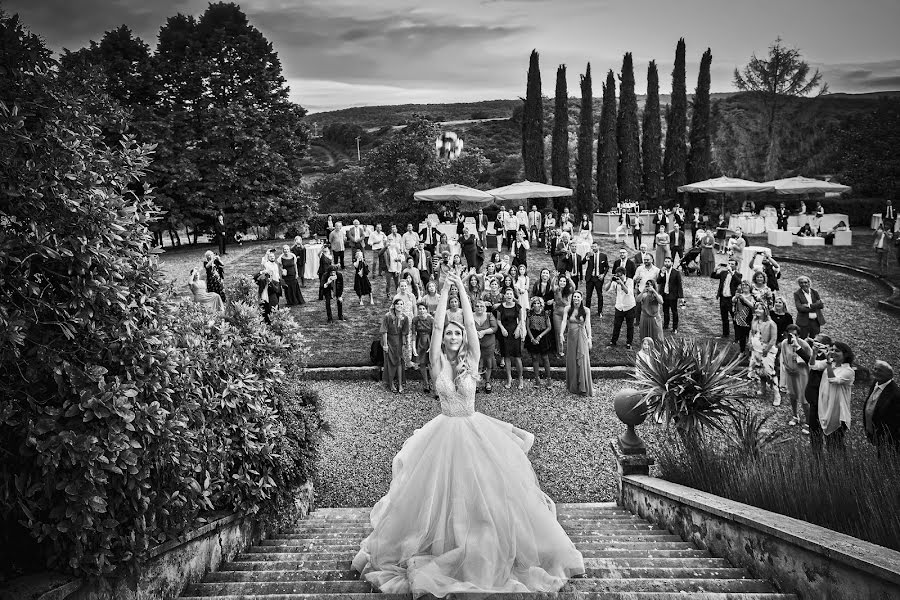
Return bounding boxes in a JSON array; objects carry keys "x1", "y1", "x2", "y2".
[
  {"x1": 515, "y1": 205, "x2": 529, "y2": 235},
  {"x1": 402, "y1": 224, "x2": 419, "y2": 256},
  {"x1": 475, "y1": 209, "x2": 488, "y2": 247},
  {"x1": 504, "y1": 210, "x2": 519, "y2": 251},
  {"x1": 346, "y1": 219, "x2": 366, "y2": 261},
  {"x1": 328, "y1": 221, "x2": 346, "y2": 269},
  {"x1": 368, "y1": 223, "x2": 387, "y2": 276},
  {"x1": 604, "y1": 267, "x2": 636, "y2": 349},
  {"x1": 528, "y1": 205, "x2": 542, "y2": 245}
]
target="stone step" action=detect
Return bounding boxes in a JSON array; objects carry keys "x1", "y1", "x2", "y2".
[
  {"x1": 208, "y1": 566, "x2": 754, "y2": 581},
  {"x1": 257, "y1": 534, "x2": 685, "y2": 551},
  {"x1": 290, "y1": 519, "x2": 647, "y2": 534},
  {"x1": 181, "y1": 593, "x2": 795, "y2": 600},
  {"x1": 184, "y1": 576, "x2": 780, "y2": 596}
]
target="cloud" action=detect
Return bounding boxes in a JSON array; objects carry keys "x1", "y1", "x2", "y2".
[{"x1": 821, "y1": 59, "x2": 900, "y2": 93}]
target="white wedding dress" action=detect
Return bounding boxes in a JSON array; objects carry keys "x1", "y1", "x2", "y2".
[{"x1": 352, "y1": 359, "x2": 585, "y2": 597}]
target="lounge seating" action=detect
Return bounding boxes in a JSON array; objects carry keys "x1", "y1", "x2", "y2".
[
  {"x1": 767, "y1": 230, "x2": 793, "y2": 247},
  {"x1": 833, "y1": 230, "x2": 852, "y2": 246},
  {"x1": 795, "y1": 236, "x2": 825, "y2": 247}
]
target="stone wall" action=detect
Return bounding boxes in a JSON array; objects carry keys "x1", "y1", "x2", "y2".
[{"x1": 621, "y1": 474, "x2": 900, "y2": 600}]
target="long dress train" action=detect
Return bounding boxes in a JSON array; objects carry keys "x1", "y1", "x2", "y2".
[{"x1": 352, "y1": 359, "x2": 584, "y2": 597}]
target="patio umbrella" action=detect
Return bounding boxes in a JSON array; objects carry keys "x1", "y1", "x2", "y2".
[
  {"x1": 677, "y1": 176, "x2": 775, "y2": 194},
  {"x1": 763, "y1": 176, "x2": 851, "y2": 195},
  {"x1": 413, "y1": 183, "x2": 494, "y2": 203},
  {"x1": 486, "y1": 180, "x2": 573, "y2": 202}
]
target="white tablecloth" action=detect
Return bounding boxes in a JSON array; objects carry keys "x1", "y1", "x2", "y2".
[
  {"x1": 871, "y1": 214, "x2": 882, "y2": 230},
  {"x1": 728, "y1": 215, "x2": 767, "y2": 235},
  {"x1": 303, "y1": 244, "x2": 323, "y2": 279}
]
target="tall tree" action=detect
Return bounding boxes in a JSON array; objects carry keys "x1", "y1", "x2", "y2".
[
  {"x1": 663, "y1": 38, "x2": 688, "y2": 201},
  {"x1": 687, "y1": 48, "x2": 713, "y2": 183},
  {"x1": 575, "y1": 63, "x2": 594, "y2": 216},
  {"x1": 596, "y1": 70, "x2": 618, "y2": 211},
  {"x1": 551, "y1": 64, "x2": 570, "y2": 197},
  {"x1": 522, "y1": 49, "x2": 547, "y2": 183},
  {"x1": 734, "y1": 37, "x2": 827, "y2": 179},
  {"x1": 641, "y1": 61, "x2": 662, "y2": 205},
  {"x1": 616, "y1": 52, "x2": 641, "y2": 203}
]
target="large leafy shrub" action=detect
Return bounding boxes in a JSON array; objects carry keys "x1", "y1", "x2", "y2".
[{"x1": 0, "y1": 12, "x2": 323, "y2": 577}]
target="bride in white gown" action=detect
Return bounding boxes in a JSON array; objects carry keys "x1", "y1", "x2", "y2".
[{"x1": 352, "y1": 272, "x2": 585, "y2": 597}]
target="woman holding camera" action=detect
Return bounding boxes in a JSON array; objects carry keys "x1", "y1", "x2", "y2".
[
  {"x1": 816, "y1": 341, "x2": 855, "y2": 453},
  {"x1": 779, "y1": 324, "x2": 811, "y2": 426},
  {"x1": 637, "y1": 279, "x2": 663, "y2": 345}
]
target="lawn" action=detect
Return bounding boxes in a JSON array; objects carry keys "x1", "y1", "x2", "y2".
[{"x1": 160, "y1": 231, "x2": 900, "y2": 371}]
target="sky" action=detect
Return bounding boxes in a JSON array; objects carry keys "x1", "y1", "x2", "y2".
[{"x1": 6, "y1": 0, "x2": 900, "y2": 113}]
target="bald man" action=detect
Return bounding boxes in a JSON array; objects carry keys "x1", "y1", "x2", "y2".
[{"x1": 864, "y1": 361, "x2": 900, "y2": 452}]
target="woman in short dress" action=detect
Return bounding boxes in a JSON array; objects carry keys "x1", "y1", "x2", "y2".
[
  {"x1": 203, "y1": 250, "x2": 226, "y2": 301},
  {"x1": 474, "y1": 298, "x2": 498, "y2": 393},
  {"x1": 353, "y1": 250, "x2": 373, "y2": 305},
  {"x1": 636, "y1": 279, "x2": 663, "y2": 345},
  {"x1": 524, "y1": 296, "x2": 553, "y2": 388},
  {"x1": 496, "y1": 287, "x2": 525, "y2": 390},
  {"x1": 699, "y1": 229, "x2": 716, "y2": 276},
  {"x1": 280, "y1": 244, "x2": 305, "y2": 306},
  {"x1": 437, "y1": 234, "x2": 452, "y2": 257},
  {"x1": 559, "y1": 291, "x2": 593, "y2": 396}
]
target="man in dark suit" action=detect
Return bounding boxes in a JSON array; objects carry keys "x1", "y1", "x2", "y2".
[
  {"x1": 323, "y1": 266, "x2": 344, "y2": 323},
  {"x1": 612, "y1": 247, "x2": 637, "y2": 279},
  {"x1": 883, "y1": 200, "x2": 896, "y2": 234},
  {"x1": 584, "y1": 242, "x2": 609, "y2": 315},
  {"x1": 658, "y1": 256, "x2": 684, "y2": 333},
  {"x1": 794, "y1": 275, "x2": 825, "y2": 339},
  {"x1": 511, "y1": 230, "x2": 530, "y2": 268},
  {"x1": 561, "y1": 242, "x2": 584, "y2": 289},
  {"x1": 636, "y1": 243, "x2": 654, "y2": 267},
  {"x1": 419, "y1": 221, "x2": 438, "y2": 254},
  {"x1": 776, "y1": 203, "x2": 789, "y2": 231},
  {"x1": 214, "y1": 211, "x2": 227, "y2": 255},
  {"x1": 410, "y1": 241, "x2": 432, "y2": 287},
  {"x1": 864, "y1": 361, "x2": 900, "y2": 453},
  {"x1": 712, "y1": 257, "x2": 741, "y2": 337},
  {"x1": 669, "y1": 222, "x2": 685, "y2": 265}
]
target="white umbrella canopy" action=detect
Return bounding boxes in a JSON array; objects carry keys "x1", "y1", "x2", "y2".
[
  {"x1": 678, "y1": 176, "x2": 775, "y2": 194},
  {"x1": 486, "y1": 180, "x2": 574, "y2": 201},
  {"x1": 413, "y1": 183, "x2": 494, "y2": 203},
  {"x1": 763, "y1": 176, "x2": 851, "y2": 195}
]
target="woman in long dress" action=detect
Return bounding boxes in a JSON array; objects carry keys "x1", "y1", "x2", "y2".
[
  {"x1": 353, "y1": 251, "x2": 373, "y2": 305},
  {"x1": 203, "y1": 250, "x2": 226, "y2": 301},
  {"x1": 699, "y1": 229, "x2": 717, "y2": 277},
  {"x1": 654, "y1": 226, "x2": 670, "y2": 268},
  {"x1": 393, "y1": 280, "x2": 418, "y2": 368},
  {"x1": 559, "y1": 291, "x2": 593, "y2": 396},
  {"x1": 636, "y1": 279, "x2": 663, "y2": 344},
  {"x1": 188, "y1": 269, "x2": 224, "y2": 312},
  {"x1": 353, "y1": 272, "x2": 585, "y2": 596},
  {"x1": 551, "y1": 273, "x2": 574, "y2": 358},
  {"x1": 748, "y1": 302, "x2": 779, "y2": 404},
  {"x1": 381, "y1": 299, "x2": 409, "y2": 393},
  {"x1": 279, "y1": 245, "x2": 305, "y2": 306}
]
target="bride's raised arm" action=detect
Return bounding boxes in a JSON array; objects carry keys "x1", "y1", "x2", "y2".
[
  {"x1": 429, "y1": 274, "x2": 453, "y2": 365},
  {"x1": 453, "y1": 273, "x2": 481, "y2": 367}
]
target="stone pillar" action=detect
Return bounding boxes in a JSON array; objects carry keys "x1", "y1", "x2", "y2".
[{"x1": 610, "y1": 388, "x2": 654, "y2": 506}]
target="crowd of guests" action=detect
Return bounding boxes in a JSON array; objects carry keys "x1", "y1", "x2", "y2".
[{"x1": 183, "y1": 203, "x2": 900, "y2": 454}]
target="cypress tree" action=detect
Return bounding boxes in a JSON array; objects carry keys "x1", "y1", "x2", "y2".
[
  {"x1": 575, "y1": 63, "x2": 593, "y2": 216},
  {"x1": 616, "y1": 52, "x2": 641, "y2": 203},
  {"x1": 641, "y1": 60, "x2": 662, "y2": 205},
  {"x1": 687, "y1": 48, "x2": 713, "y2": 183},
  {"x1": 663, "y1": 38, "x2": 688, "y2": 201},
  {"x1": 551, "y1": 64, "x2": 570, "y2": 191},
  {"x1": 596, "y1": 70, "x2": 618, "y2": 211},
  {"x1": 522, "y1": 49, "x2": 547, "y2": 183}
]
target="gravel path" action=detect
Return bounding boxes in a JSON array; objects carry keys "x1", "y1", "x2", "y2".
[{"x1": 310, "y1": 378, "x2": 634, "y2": 508}]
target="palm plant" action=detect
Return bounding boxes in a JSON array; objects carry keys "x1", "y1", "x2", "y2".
[
  {"x1": 725, "y1": 408, "x2": 789, "y2": 460},
  {"x1": 634, "y1": 337, "x2": 750, "y2": 438}
]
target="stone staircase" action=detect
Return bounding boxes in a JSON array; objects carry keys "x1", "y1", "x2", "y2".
[{"x1": 180, "y1": 502, "x2": 796, "y2": 599}]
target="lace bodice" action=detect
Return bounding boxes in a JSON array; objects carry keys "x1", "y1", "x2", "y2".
[{"x1": 434, "y1": 361, "x2": 476, "y2": 417}]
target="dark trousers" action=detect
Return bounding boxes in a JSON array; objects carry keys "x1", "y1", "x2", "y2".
[
  {"x1": 384, "y1": 272, "x2": 399, "y2": 297},
  {"x1": 719, "y1": 297, "x2": 733, "y2": 336},
  {"x1": 691, "y1": 226, "x2": 699, "y2": 247},
  {"x1": 374, "y1": 249, "x2": 386, "y2": 276},
  {"x1": 505, "y1": 230, "x2": 517, "y2": 251},
  {"x1": 348, "y1": 241, "x2": 364, "y2": 261},
  {"x1": 633, "y1": 230, "x2": 642, "y2": 249},
  {"x1": 662, "y1": 296, "x2": 679, "y2": 330},
  {"x1": 734, "y1": 324, "x2": 750, "y2": 352},
  {"x1": 333, "y1": 250, "x2": 345, "y2": 269},
  {"x1": 325, "y1": 293, "x2": 343, "y2": 322},
  {"x1": 798, "y1": 319, "x2": 821, "y2": 340},
  {"x1": 777, "y1": 218, "x2": 788, "y2": 231},
  {"x1": 611, "y1": 307, "x2": 635, "y2": 345},
  {"x1": 671, "y1": 246, "x2": 684, "y2": 264},
  {"x1": 584, "y1": 277, "x2": 604, "y2": 314},
  {"x1": 217, "y1": 233, "x2": 226, "y2": 255},
  {"x1": 261, "y1": 294, "x2": 279, "y2": 325}
]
